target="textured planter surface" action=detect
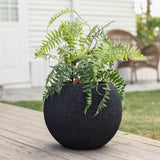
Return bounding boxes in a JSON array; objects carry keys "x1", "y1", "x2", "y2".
[{"x1": 44, "y1": 83, "x2": 122, "y2": 149}]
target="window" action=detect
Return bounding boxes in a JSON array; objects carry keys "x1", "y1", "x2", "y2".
[{"x1": 0, "y1": 0, "x2": 18, "y2": 22}]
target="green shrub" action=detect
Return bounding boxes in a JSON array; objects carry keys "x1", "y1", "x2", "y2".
[{"x1": 136, "y1": 14, "x2": 160, "y2": 46}]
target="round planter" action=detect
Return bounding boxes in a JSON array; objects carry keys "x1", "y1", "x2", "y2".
[{"x1": 44, "y1": 82, "x2": 122, "y2": 149}]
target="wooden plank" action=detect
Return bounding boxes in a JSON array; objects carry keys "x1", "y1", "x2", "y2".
[
  {"x1": 1, "y1": 127, "x2": 159, "y2": 160},
  {"x1": 1, "y1": 103, "x2": 160, "y2": 146},
  {"x1": 0, "y1": 154, "x2": 9, "y2": 160},
  {"x1": 0, "y1": 103, "x2": 42, "y2": 116},
  {"x1": 0, "y1": 128, "x2": 122, "y2": 160},
  {"x1": 0, "y1": 115, "x2": 98, "y2": 159},
  {"x1": 1, "y1": 111, "x2": 160, "y2": 155},
  {"x1": 0, "y1": 103, "x2": 43, "y2": 121},
  {"x1": 0, "y1": 109, "x2": 44, "y2": 125},
  {"x1": 0, "y1": 136, "x2": 67, "y2": 160},
  {"x1": 0, "y1": 128, "x2": 136, "y2": 160},
  {"x1": 112, "y1": 136, "x2": 160, "y2": 153},
  {"x1": 1, "y1": 112, "x2": 160, "y2": 157},
  {"x1": 117, "y1": 131, "x2": 160, "y2": 147},
  {"x1": 0, "y1": 116, "x2": 50, "y2": 141},
  {"x1": 1, "y1": 103, "x2": 160, "y2": 160},
  {"x1": 0, "y1": 104, "x2": 131, "y2": 160}
]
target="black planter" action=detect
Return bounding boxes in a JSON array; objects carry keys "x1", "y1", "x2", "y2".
[{"x1": 44, "y1": 82, "x2": 122, "y2": 149}]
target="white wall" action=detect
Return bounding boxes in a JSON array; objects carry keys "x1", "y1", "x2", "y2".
[
  {"x1": 27, "y1": 0, "x2": 71, "y2": 60},
  {"x1": 76, "y1": 0, "x2": 136, "y2": 34},
  {"x1": 28, "y1": 0, "x2": 138, "y2": 86},
  {"x1": 27, "y1": 0, "x2": 71, "y2": 86}
]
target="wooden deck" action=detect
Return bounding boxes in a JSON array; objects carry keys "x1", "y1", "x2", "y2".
[{"x1": 0, "y1": 103, "x2": 160, "y2": 160}]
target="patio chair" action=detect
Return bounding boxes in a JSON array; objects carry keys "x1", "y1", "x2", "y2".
[{"x1": 107, "y1": 29, "x2": 160, "y2": 84}]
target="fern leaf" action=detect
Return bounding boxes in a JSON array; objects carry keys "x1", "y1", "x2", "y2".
[
  {"x1": 35, "y1": 30, "x2": 62, "y2": 58},
  {"x1": 93, "y1": 84, "x2": 110, "y2": 117},
  {"x1": 84, "y1": 89, "x2": 92, "y2": 115},
  {"x1": 47, "y1": 8, "x2": 76, "y2": 30}
]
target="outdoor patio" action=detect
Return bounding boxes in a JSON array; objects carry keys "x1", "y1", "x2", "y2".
[
  {"x1": 0, "y1": 103, "x2": 160, "y2": 160},
  {"x1": 0, "y1": 0, "x2": 160, "y2": 159}
]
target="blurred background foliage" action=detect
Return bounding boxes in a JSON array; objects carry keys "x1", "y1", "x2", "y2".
[{"x1": 136, "y1": 0, "x2": 160, "y2": 46}]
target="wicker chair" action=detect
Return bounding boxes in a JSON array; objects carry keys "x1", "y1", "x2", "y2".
[{"x1": 107, "y1": 29, "x2": 160, "y2": 84}]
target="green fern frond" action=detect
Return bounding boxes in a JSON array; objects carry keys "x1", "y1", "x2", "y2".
[
  {"x1": 84, "y1": 88, "x2": 92, "y2": 115},
  {"x1": 47, "y1": 8, "x2": 76, "y2": 30},
  {"x1": 102, "y1": 21, "x2": 115, "y2": 30},
  {"x1": 93, "y1": 83, "x2": 110, "y2": 117},
  {"x1": 87, "y1": 25, "x2": 99, "y2": 41},
  {"x1": 105, "y1": 68, "x2": 127, "y2": 102},
  {"x1": 35, "y1": 29, "x2": 62, "y2": 59},
  {"x1": 43, "y1": 63, "x2": 74, "y2": 99}
]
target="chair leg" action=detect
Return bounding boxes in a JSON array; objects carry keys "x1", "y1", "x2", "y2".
[
  {"x1": 157, "y1": 69, "x2": 160, "y2": 82},
  {"x1": 130, "y1": 62, "x2": 134, "y2": 84},
  {"x1": 135, "y1": 71, "x2": 137, "y2": 82},
  {"x1": 131, "y1": 71, "x2": 134, "y2": 84}
]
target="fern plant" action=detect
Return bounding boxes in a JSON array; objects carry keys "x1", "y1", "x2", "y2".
[{"x1": 35, "y1": 8, "x2": 146, "y2": 117}]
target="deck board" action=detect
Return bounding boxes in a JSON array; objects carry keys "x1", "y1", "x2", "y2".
[{"x1": 0, "y1": 103, "x2": 160, "y2": 160}]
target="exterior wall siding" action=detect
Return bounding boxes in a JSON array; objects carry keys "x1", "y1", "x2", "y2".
[
  {"x1": 27, "y1": 0, "x2": 71, "y2": 86},
  {"x1": 76, "y1": 0, "x2": 136, "y2": 34},
  {"x1": 28, "y1": 0, "x2": 156, "y2": 86},
  {"x1": 28, "y1": 0, "x2": 71, "y2": 60}
]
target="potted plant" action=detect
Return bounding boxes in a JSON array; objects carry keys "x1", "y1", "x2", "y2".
[{"x1": 35, "y1": 8, "x2": 146, "y2": 149}]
